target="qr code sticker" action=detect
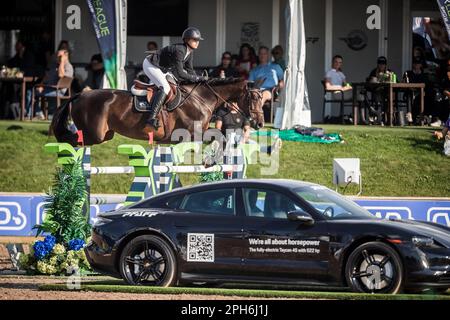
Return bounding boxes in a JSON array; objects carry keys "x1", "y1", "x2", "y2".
[{"x1": 187, "y1": 233, "x2": 214, "y2": 262}]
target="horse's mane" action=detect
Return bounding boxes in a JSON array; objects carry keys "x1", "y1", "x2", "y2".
[
  {"x1": 206, "y1": 77, "x2": 245, "y2": 86},
  {"x1": 180, "y1": 77, "x2": 245, "y2": 87}
]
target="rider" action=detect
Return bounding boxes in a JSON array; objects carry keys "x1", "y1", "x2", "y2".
[{"x1": 142, "y1": 27, "x2": 208, "y2": 128}]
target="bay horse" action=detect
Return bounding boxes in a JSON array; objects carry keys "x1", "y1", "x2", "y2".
[{"x1": 50, "y1": 78, "x2": 264, "y2": 146}]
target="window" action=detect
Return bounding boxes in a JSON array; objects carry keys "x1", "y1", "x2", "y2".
[
  {"x1": 180, "y1": 189, "x2": 235, "y2": 216},
  {"x1": 294, "y1": 186, "x2": 375, "y2": 220},
  {"x1": 243, "y1": 188, "x2": 301, "y2": 220},
  {"x1": 130, "y1": 195, "x2": 183, "y2": 209}
]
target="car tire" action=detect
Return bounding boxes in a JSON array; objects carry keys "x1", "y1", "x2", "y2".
[
  {"x1": 119, "y1": 235, "x2": 177, "y2": 287},
  {"x1": 345, "y1": 241, "x2": 404, "y2": 294}
]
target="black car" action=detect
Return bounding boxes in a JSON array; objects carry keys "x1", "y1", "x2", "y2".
[{"x1": 85, "y1": 179, "x2": 450, "y2": 294}]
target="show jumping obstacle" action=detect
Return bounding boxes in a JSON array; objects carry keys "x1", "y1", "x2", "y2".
[{"x1": 44, "y1": 142, "x2": 248, "y2": 208}]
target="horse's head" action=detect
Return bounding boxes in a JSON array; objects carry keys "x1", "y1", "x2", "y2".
[{"x1": 242, "y1": 88, "x2": 265, "y2": 129}]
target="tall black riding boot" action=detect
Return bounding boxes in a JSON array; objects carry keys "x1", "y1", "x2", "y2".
[{"x1": 146, "y1": 89, "x2": 167, "y2": 128}]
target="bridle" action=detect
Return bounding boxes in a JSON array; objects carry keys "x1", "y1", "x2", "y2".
[{"x1": 204, "y1": 82, "x2": 264, "y2": 122}]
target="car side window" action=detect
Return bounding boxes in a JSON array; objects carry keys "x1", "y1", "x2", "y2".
[
  {"x1": 131, "y1": 195, "x2": 183, "y2": 209},
  {"x1": 243, "y1": 188, "x2": 301, "y2": 220},
  {"x1": 180, "y1": 189, "x2": 235, "y2": 216}
]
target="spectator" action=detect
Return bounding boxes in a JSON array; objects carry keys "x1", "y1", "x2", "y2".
[
  {"x1": 249, "y1": 46, "x2": 284, "y2": 108},
  {"x1": 3, "y1": 40, "x2": 37, "y2": 119},
  {"x1": 32, "y1": 49, "x2": 74, "y2": 119},
  {"x1": 83, "y1": 54, "x2": 105, "y2": 91},
  {"x1": 147, "y1": 41, "x2": 158, "y2": 52},
  {"x1": 7, "y1": 39, "x2": 36, "y2": 76},
  {"x1": 57, "y1": 40, "x2": 70, "y2": 52},
  {"x1": 213, "y1": 103, "x2": 281, "y2": 155},
  {"x1": 368, "y1": 56, "x2": 395, "y2": 82},
  {"x1": 235, "y1": 43, "x2": 257, "y2": 79},
  {"x1": 210, "y1": 52, "x2": 240, "y2": 78},
  {"x1": 324, "y1": 55, "x2": 365, "y2": 123},
  {"x1": 434, "y1": 115, "x2": 450, "y2": 156},
  {"x1": 271, "y1": 45, "x2": 286, "y2": 71},
  {"x1": 403, "y1": 57, "x2": 426, "y2": 124},
  {"x1": 366, "y1": 56, "x2": 396, "y2": 125}
]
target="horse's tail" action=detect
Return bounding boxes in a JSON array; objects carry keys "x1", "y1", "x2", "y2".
[{"x1": 49, "y1": 94, "x2": 80, "y2": 146}]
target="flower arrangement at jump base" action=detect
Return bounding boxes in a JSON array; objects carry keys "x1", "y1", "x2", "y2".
[
  {"x1": 18, "y1": 159, "x2": 92, "y2": 275},
  {"x1": 19, "y1": 235, "x2": 90, "y2": 275}
]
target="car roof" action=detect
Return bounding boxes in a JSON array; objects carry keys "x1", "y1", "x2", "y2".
[{"x1": 153, "y1": 179, "x2": 319, "y2": 198}]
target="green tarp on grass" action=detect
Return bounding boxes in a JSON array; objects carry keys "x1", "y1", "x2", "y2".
[{"x1": 252, "y1": 129, "x2": 343, "y2": 144}]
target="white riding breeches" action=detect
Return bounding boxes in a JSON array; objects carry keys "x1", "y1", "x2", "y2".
[{"x1": 142, "y1": 58, "x2": 171, "y2": 95}]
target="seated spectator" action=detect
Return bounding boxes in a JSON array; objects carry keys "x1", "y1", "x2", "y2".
[
  {"x1": 271, "y1": 45, "x2": 286, "y2": 71},
  {"x1": 324, "y1": 55, "x2": 365, "y2": 123},
  {"x1": 403, "y1": 57, "x2": 426, "y2": 124},
  {"x1": 249, "y1": 46, "x2": 284, "y2": 107},
  {"x1": 147, "y1": 41, "x2": 158, "y2": 52},
  {"x1": 5, "y1": 40, "x2": 37, "y2": 119},
  {"x1": 210, "y1": 52, "x2": 240, "y2": 78},
  {"x1": 368, "y1": 56, "x2": 395, "y2": 82},
  {"x1": 83, "y1": 54, "x2": 105, "y2": 91},
  {"x1": 434, "y1": 115, "x2": 450, "y2": 156},
  {"x1": 7, "y1": 39, "x2": 36, "y2": 76},
  {"x1": 235, "y1": 43, "x2": 257, "y2": 79},
  {"x1": 32, "y1": 49, "x2": 74, "y2": 119},
  {"x1": 366, "y1": 56, "x2": 396, "y2": 125}
]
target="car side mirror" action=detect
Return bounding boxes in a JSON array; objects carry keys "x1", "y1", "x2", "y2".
[{"x1": 287, "y1": 210, "x2": 314, "y2": 225}]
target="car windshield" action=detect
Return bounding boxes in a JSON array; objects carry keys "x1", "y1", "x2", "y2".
[{"x1": 294, "y1": 186, "x2": 376, "y2": 220}]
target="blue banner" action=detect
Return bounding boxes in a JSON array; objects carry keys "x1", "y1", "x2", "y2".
[
  {"x1": 0, "y1": 194, "x2": 449, "y2": 237},
  {"x1": 437, "y1": 0, "x2": 450, "y2": 40}
]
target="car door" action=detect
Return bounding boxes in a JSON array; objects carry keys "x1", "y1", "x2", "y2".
[
  {"x1": 173, "y1": 187, "x2": 245, "y2": 277},
  {"x1": 240, "y1": 187, "x2": 330, "y2": 283}
]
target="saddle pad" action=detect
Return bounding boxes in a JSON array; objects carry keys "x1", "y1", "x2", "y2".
[{"x1": 133, "y1": 95, "x2": 151, "y2": 112}]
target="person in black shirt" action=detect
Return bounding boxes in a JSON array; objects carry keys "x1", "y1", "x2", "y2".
[
  {"x1": 214, "y1": 104, "x2": 281, "y2": 154},
  {"x1": 142, "y1": 27, "x2": 208, "y2": 128},
  {"x1": 210, "y1": 52, "x2": 240, "y2": 79},
  {"x1": 83, "y1": 54, "x2": 105, "y2": 91},
  {"x1": 403, "y1": 57, "x2": 426, "y2": 123}
]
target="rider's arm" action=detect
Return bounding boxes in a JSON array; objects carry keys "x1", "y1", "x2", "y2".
[
  {"x1": 174, "y1": 47, "x2": 199, "y2": 82},
  {"x1": 185, "y1": 53, "x2": 196, "y2": 76}
]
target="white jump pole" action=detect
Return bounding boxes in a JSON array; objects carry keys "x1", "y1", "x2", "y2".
[
  {"x1": 153, "y1": 164, "x2": 244, "y2": 174},
  {"x1": 90, "y1": 166, "x2": 134, "y2": 175}
]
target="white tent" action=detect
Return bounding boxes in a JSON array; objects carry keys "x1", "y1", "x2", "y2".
[{"x1": 275, "y1": 0, "x2": 311, "y2": 129}]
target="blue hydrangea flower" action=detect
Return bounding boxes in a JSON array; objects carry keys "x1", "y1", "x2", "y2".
[
  {"x1": 68, "y1": 239, "x2": 85, "y2": 251},
  {"x1": 33, "y1": 241, "x2": 48, "y2": 260},
  {"x1": 43, "y1": 235, "x2": 56, "y2": 252}
]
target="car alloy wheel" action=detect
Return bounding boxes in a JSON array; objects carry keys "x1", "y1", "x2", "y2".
[
  {"x1": 119, "y1": 235, "x2": 177, "y2": 286},
  {"x1": 345, "y1": 241, "x2": 403, "y2": 294}
]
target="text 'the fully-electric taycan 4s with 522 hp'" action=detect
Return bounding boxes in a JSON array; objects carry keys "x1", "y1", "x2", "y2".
[{"x1": 85, "y1": 179, "x2": 450, "y2": 294}]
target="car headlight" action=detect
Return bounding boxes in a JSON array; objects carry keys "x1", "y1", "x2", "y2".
[
  {"x1": 93, "y1": 216, "x2": 113, "y2": 227},
  {"x1": 412, "y1": 236, "x2": 441, "y2": 248}
]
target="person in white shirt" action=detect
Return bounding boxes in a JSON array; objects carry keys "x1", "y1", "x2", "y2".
[{"x1": 324, "y1": 55, "x2": 365, "y2": 123}]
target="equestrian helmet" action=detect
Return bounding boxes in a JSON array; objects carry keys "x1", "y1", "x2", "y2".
[{"x1": 182, "y1": 27, "x2": 204, "y2": 41}]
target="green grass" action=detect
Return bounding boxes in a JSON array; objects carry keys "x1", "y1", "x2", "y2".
[
  {"x1": 0, "y1": 120, "x2": 449, "y2": 197},
  {"x1": 38, "y1": 281, "x2": 450, "y2": 300}
]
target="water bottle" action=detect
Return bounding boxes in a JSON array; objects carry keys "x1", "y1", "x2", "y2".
[{"x1": 403, "y1": 71, "x2": 410, "y2": 83}]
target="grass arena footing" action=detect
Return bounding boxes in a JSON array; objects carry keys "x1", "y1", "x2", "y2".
[{"x1": 38, "y1": 281, "x2": 450, "y2": 300}]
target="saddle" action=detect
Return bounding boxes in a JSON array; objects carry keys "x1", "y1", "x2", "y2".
[{"x1": 131, "y1": 76, "x2": 183, "y2": 112}]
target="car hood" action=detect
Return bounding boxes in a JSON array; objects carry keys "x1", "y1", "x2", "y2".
[{"x1": 334, "y1": 218, "x2": 450, "y2": 248}]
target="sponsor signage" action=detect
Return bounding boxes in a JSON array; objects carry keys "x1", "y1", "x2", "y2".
[{"x1": 0, "y1": 194, "x2": 449, "y2": 236}]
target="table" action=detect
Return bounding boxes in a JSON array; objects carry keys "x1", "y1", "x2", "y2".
[
  {"x1": 350, "y1": 82, "x2": 425, "y2": 126},
  {"x1": 0, "y1": 76, "x2": 38, "y2": 121}
]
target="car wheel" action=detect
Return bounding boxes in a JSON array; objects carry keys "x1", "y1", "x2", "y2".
[
  {"x1": 345, "y1": 241, "x2": 403, "y2": 294},
  {"x1": 119, "y1": 235, "x2": 177, "y2": 286}
]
